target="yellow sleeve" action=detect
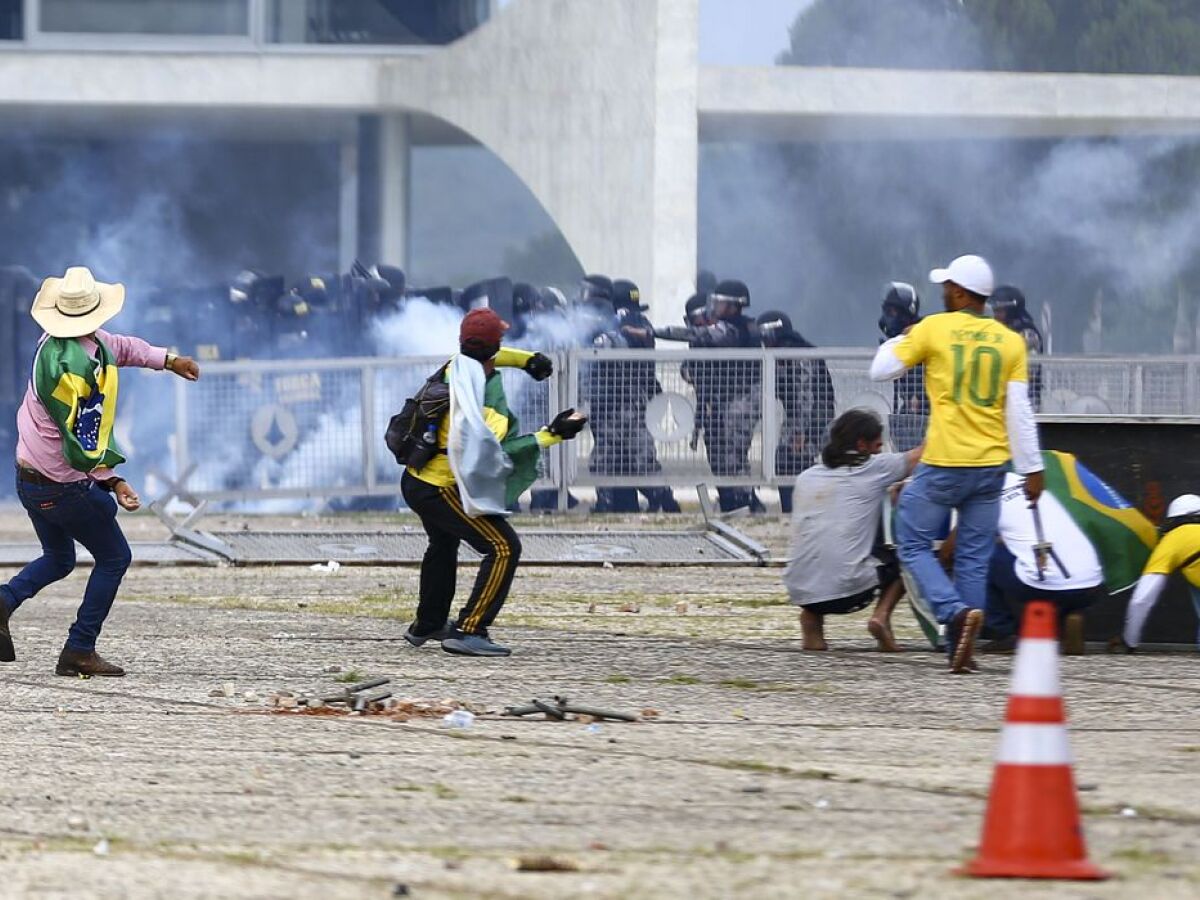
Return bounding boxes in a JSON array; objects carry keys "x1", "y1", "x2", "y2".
[
  {"x1": 535, "y1": 429, "x2": 562, "y2": 449},
  {"x1": 892, "y1": 319, "x2": 930, "y2": 367},
  {"x1": 1145, "y1": 530, "x2": 1187, "y2": 576},
  {"x1": 494, "y1": 347, "x2": 533, "y2": 369},
  {"x1": 483, "y1": 406, "x2": 510, "y2": 442}
]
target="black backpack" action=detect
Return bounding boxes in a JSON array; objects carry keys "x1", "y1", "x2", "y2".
[{"x1": 385, "y1": 363, "x2": 451, "y2": 468}]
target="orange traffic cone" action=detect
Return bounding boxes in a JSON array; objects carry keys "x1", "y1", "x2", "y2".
[{"x1": 960, "y1": 600, "x2": 1109, "y2": 880}]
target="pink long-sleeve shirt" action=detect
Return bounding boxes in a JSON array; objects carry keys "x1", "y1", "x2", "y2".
[{"x1": 16, "y1": 329, "x2": 168, "y2": 484}]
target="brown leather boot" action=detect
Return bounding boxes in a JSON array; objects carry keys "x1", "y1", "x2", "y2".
[{"x1": 56, "y1": 647, "x2": 125, "y2": 677}]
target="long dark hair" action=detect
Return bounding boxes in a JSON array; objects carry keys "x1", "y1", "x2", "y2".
[{"x1": 821, "y1": 409, "x2": 883, "y2": 469}]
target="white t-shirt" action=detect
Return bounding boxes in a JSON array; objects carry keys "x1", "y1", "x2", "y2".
[
  {"x1": 997, "y1": 473, "x2": 1103, "y2": 591},
  {"x1": 784, "y1": 453, "x2": 910, "y2": 606}
]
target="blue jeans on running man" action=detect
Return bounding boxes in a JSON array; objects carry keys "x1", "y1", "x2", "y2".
[
  {"x1": 0, "y1": 476, "x2": 132, "y2": 652},
  {"x1": 897, "y1": 463, "x2": 1006, "y2": 626}
]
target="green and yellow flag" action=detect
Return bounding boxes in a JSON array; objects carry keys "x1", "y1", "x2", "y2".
[
  {"x1": 1042, "y1": 450, "x2": 1156, "y2": 593},
  {"x1": 33, "y1": 336, "x2": 124, "y2": 473}
]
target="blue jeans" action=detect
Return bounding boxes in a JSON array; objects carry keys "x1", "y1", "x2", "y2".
[
  {"x1": 985, "y1": 543, "x2": 1102, "y2": 638},
  {"x1": 0, "y1": 476, "x2": 132, "y2": 651},
  {"x1": 897, "y1": 463, "x2": 1006, "y2": 625}
]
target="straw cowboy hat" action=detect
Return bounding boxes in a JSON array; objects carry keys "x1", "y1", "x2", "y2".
[{"x1": 31, "y1": 267, "x2": 126, "y2": 339}]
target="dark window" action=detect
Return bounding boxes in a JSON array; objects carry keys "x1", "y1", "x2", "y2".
[
  {"x1": 40, "y1": 0, "x2": 250, "y2": 36},
  {"x1": 267, "y1": 0, "x2": 489, "y2": 46},
  {"x1": 0, "y1": 0, "x2": 22, "y2": 40}
]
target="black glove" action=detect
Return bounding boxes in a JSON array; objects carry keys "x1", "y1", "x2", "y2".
[
  {"x1": 547, "y1": 408, "x2": 588, "y2": 440},
  {"x1": 524, "y1": 352, "x2": 553, "y2": 381}
]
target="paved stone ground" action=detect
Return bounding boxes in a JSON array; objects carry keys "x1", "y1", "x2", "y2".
[{"x1": 0, "y1": 510, "x2": 1198, "y2": 899}]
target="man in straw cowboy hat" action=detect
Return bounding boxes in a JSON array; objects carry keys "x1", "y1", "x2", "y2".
[{"x1": 0, "y1": 267, "x2": 199, "y2": 676}]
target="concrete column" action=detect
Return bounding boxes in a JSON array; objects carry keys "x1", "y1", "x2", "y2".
[
  {"x1": 649, "y1": 0, "x2": 700, "y2": 325},
  {"x1": 384, "y1": 0, "x2": 701, "y2": 324},
  {"x1": 337, "y1": 132, "x2": 359, "y2": 273},
  {"x1": 378, "y1": 113, "x2": 411, "y2": 268}
]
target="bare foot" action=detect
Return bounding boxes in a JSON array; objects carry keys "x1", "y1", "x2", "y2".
[
  {"x1": 800, "y1": 610, "x2": 828, "y2": 651},
  {"x1": 867, "y1": 618, "x2": 899, "y2": 652}
]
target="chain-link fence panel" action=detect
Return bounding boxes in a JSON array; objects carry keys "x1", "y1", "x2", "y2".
[
  {"x1": 371, "y1": 356, "x2": 452, "y2": 489},
  {"x1": 113, "y1": 367, "x2": 177, "y2": 493},
  {"x1": 568, "y1": 349, "x2": 765, "y2": 487},
  {"x1": 1036, "y1": 357, "x2": 1200, "y2": 415},
  {"x1": 179, "y1": 360, "x2": 366, "y2": 499}
]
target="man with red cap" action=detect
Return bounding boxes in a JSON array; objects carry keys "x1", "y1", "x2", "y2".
[{"x1": 401, "y1": 308, "x2": 586, "y2": 656}]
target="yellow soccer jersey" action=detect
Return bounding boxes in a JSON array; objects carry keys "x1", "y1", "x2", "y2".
[
  {"x1": 1144, "y1": 524, "x2": 1200, "y2": 588},
  {"x1": 893, "y1": 310, "x2": 1028, "y2": 467}
]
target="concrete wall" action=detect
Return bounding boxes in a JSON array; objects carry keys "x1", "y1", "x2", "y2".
[{"x1": 383, "y1": 0, "x2": 699, "y2": 321}]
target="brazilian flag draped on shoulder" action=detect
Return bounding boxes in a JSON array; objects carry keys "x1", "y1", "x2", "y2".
[
  {"x1": 1041, "y1": 450, "x2": 1156, "y2": 593},
  {"x1": 33, "y1": 336, "x2": 125, "y2": 472}
]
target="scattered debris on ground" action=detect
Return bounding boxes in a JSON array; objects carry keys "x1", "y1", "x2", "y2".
[{"x1": 504, "y1": 696, "x2": 640, "y2": 722}]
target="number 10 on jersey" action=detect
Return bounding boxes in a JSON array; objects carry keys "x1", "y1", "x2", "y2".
[{"x1": 950, "y1": 342, "x2": 1001, "y2": 407}]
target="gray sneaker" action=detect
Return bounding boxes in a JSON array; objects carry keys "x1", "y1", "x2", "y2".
[
  {"x1": 441, "y1": 630, "x2": 512, "y2": 657},
  {"x1": 403, "y1": 619, "x2": 453, "y2": 648}
]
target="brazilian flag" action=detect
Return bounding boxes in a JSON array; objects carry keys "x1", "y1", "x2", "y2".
[
  {"x1": 33, "y1": 336, "x2": 125, "y2": 473},
  {"x1": 1041, "y1": 449, "x2": 1156, "y2": 593}
]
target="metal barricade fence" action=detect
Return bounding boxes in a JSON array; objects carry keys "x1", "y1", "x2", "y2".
[
  {"x1": 165, "y1": 351, "x2": 1200, "y2": 503},
  {"x1": 171, "y1": 355, "x2": 559, "y2": 502}
]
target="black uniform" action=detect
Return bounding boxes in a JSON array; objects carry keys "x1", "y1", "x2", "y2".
[
  {"x1": 660, "y1": 282, "x2": 763, "y2": 513},
  {"x1": 878, "y1": 283, "x2": 927, "y2": 452},
  {"x1": 586, "y1": 283, "x2": 679, "y2": 513},
  {"x1": 759, "y1": 312, "x2": 835, "y2": 514},
  {"x1": 991, "y1": 286, "x2": 1044, "y2": 411}
]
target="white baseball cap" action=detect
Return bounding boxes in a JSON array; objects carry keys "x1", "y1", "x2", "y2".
[
  {"x1": 929, "y1": 254, "x2": 995, "y2": 298},
  {"x1": 1167, "y1": 494, "x2": 1200, "y2": 518}
]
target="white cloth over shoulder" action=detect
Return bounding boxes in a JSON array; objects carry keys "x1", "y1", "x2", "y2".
[{"x1": 446, "y1": 354, "x2": 513, "y2": 518}]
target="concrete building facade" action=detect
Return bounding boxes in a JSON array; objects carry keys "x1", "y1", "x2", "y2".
[{"x1": 5, "y1": 0, "x2": 1200, "y2": 320}]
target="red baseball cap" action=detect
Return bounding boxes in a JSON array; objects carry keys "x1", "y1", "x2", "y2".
[{"x1": 459, "y1": 308, "x2": 509, "y2": 347}]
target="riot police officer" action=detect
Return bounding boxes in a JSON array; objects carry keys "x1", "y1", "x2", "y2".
[
  {"x1": 879, "y1": 282, "x2": 927, "y2": 451},
  {"x1": 758, "y1": 310, "x2": 835, "y2": 514},
  {"x1": 991, "y1": 285, "x2": 1043, "y2": 409},
  {"x1": 657, "y1": 279, "x2": 764, "y2": 513},
  {"x1": 598, "y1": 280, "x2": 680, "y2": 513}
]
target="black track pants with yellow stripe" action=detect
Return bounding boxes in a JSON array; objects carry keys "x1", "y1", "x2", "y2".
[{"x1": 401, "y1": 470, "x2": 522, "y2": 635}]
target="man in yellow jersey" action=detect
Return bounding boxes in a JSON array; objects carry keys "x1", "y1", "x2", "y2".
[
  {"x1": 870, "y1": 254, "x2": 1043, "y2": 673},
  {"x1": 1114, "y1": 494, "x2": 1200, "y2": 652},
  {"x1": 400, "y1": 308, "x2": 586, "y2": 657}
]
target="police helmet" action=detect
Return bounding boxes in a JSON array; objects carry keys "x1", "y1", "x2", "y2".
[
  {"x1": 684, "y1": 292, "x2": 708, "y2": 326},
  {"x1": 229, "y1": 269, "x2": 262, "y2": 304},
  {"x1": 882, "y1": 282, "x2": 920, "y2": 317},
  {"x1": 512, "y1": 281, "x2": 539, "y2": 317},
  {"x1": 612, "y1": 279, "x2": 647, "y2": 311},
  {"x1": 757, "y1": 310, "x2": 793, "y2": 347},
  {"x1": 371, "y1": 264, "x2": 406, "y2": 294},
  {"x1": 536, "y1": 285, "x2": 567, "y2": 314},
  {"x1": 706, "y1": 279, "x2": 749, "y2": 321},
  {"x1": 990, "y1": 284, "x2": 1026, "y2": 321},
  {"x1": 696, "y1": 269, "x2": 718, "y2": 296},
  {"x1": 879, "y1": 282, "x2": 920, "y2": 338},
  {"x1": 579, "y1": 274, "x2": 613, "y2": 305},
  {"x1": 711, "y1": 279, "x2": 750, "y2": 306}
]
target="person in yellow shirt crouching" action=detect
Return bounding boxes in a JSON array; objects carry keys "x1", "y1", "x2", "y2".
[{"x1": 1115, "y1": 494, "x2": 1200, "y2": 652}]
